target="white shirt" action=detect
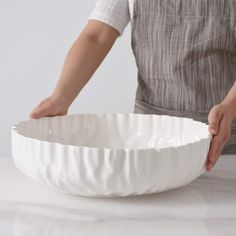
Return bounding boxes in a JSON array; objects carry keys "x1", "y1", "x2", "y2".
[{"x1": 88, "y1": 0, "x2": 134, "y2": 36}]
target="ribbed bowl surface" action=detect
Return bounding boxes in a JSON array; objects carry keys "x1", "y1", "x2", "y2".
[{"x1": 12, "y1": 113, "x2": 212, "y2": 197}]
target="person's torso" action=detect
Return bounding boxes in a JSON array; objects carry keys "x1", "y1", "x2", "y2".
[
  {"x1": 130, "y1": 0, "x2": 236, "y2": 112},
  {"x1": 130, "y1": 0, "x2": 236, "y2": 154}
]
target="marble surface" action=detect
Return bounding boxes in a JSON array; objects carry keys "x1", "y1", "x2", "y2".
[{"x1": 0, "y1": 155, "x2": 235, "y2": 236}]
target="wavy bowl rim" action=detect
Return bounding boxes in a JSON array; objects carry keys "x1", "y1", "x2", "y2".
[{"x1": 12, "y1": 113, "x2": 213, "y2": 152}]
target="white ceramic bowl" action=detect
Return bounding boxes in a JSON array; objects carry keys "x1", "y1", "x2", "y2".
[{"x1": 12, "y1": 113, "x2": 212, "y2": 197}]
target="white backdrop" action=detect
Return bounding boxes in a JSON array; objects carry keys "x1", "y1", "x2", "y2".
[{"x1": 0, "y1": 0, "x2": 137, "y2": 157}]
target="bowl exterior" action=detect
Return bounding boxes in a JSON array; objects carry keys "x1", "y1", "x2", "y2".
[{"x1": 12, "y1": 127, "x2": 211, "y2": 197}]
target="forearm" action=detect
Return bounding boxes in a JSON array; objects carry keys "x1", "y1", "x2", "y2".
[
  {"x1": 52, "y1": 21, "x2": 119, "y2": 107},
  {"x1": 221, "y1": 81, "x2": 236, "y2": 118}
]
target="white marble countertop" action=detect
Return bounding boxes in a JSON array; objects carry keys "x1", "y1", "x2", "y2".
[{"x1": 0, "y1": 155, "x2": 235, "y2": 236}]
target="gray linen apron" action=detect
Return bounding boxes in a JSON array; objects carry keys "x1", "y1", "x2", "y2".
[{"x1": 131, "y1": 0, "x2": 236, "y2": 154}]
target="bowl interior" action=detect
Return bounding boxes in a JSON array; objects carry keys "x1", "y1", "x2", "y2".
[{"x1": 14, "y1": 113, "x2": 209, "y2": 149}]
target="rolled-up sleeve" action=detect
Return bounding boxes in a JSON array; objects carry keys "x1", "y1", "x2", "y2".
[{"x1": 88, "y1": 0, "x2": 130, "y2": 36}]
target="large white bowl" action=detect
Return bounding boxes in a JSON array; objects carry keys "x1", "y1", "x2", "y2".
[{"x1": 12, "y1": 113, "x2": 212, "y2": 197}]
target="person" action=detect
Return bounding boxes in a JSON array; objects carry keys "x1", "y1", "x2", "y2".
[{"x1": 30, "y1": 0, "x2": 236, "y2": 172}]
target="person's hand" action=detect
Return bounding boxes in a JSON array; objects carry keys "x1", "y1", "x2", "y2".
[
  {"x1": 30, "y1": 95, "x2": 69, "y2": 119},
  {"x1": 206, "y1": 103, "x2": 233, "y2": 171}
]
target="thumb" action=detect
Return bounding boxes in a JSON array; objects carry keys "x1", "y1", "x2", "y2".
[{"x1": 208, "y1": 105, "x2": 223, "y2": 135}]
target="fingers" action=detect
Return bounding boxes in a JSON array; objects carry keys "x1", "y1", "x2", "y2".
[
  {"x1": 30, "y1": 96, "x2": 69, "y2": 119},
  {"x1": 206, "y1": 136, "x2": 224, "y2": 171},
  {"x1": 30, "y1": 98, "x2": 56, "y2": 119},
  {"x1": 208, "y1": 105, "x2": 223, "y2": 135},
  {"x1": 206, "y1": 115, "x2": 231, "y2": 172}
]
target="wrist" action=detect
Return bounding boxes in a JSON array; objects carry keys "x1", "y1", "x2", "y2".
[
  {"x1": 52, "y1": 82, "x2": 80, "y2": 108},
  {"x1": 51, "y1": 90, "x2": 71, "y2": 110},
  {"x1": 220, "y1": 99, "x2": 236, "y2": 119}
]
